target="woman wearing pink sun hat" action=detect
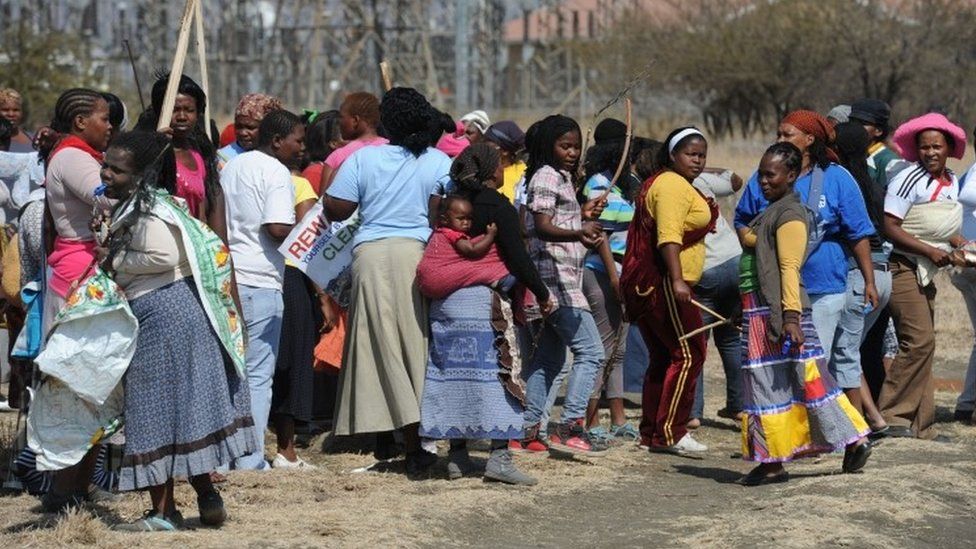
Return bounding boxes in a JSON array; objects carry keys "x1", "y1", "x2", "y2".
[{"x1": 880, "y1": 111, "x2": 971, "y2": 440}]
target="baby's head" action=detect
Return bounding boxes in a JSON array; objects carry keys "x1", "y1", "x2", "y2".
[{"x1": 438, "y1": 194, "x2": 474, "y2": 234}]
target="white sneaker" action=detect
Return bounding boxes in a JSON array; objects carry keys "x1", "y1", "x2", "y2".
[
  {"x1": 650, "y1": 433, "x2": 708, "y2": 457},
  {"x1": 271, "y1": 453, "x2": 317, "y2": 470},
  {"x1": 0, "y1": 399, "x2": 14, "y2": 412}
]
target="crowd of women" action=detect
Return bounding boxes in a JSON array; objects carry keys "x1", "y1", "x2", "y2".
[{"x1": 2, "y1": 79, "x2": 976, "y2": 530}]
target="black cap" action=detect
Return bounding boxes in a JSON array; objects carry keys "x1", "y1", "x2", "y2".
[
  {"x1": 850, "y1": 99, "x2": 891, "y2": 126},
  {"x1": 594, "y1": 118, "x2": 627, "y2": 144}
]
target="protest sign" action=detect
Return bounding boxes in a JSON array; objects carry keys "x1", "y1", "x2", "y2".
[{"x1": 278, "y1": 203, "x2": 361, "y2": 295}]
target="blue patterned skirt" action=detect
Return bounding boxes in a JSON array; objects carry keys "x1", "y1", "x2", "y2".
[
  {"x1": 119, "y1": 278, "x2": 258, "y2": 490},
  {"x1": 420, "y1": 286, "x2": 523, "y2": 440}
]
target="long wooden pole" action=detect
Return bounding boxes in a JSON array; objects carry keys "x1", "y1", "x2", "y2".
[
  {"x1": 157, "y1": 0, "x2": 197, "y2": 130},
  {"x1": 193, "y1": 0, "x2": 211, "y2": 133},
  {"x1": 379, "y1": 60, "x2": 393, "y2": 92},
  {"x1": 599, "y1": 97, "x2": 633, "y2": 202}
]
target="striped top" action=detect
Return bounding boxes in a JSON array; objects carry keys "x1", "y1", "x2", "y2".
[
  {"x1": 884, "y1": 162, "x2": 958, "y2": 220},
  {"x1": 583, "y1": 170, "x2": 634, "y2": 273}
]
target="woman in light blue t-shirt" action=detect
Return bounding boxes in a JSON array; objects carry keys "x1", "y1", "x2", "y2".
[{"x1": 325, "y1": 88, "x2": 451, "y2": 476}]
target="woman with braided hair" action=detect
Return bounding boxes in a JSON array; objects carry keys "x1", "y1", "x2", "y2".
[
  {"x1": 324, "y1": 87, "x2": 452, "y2": 476},
  {"x1": 416, "y1": 144, "x2": 546, "y2": 485},
  {"x1": 36, "y1": 88, "x2": 115, "y2": 512},
  {"x1": 99, "y1": 131, "x2": 254, "y2": 530}
]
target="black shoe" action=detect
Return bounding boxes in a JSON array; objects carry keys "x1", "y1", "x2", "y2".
[
  {"x1": 867, "y1": 426, "x2": 889, "y2": 442},
  {"x1": 843, "y1": 441, "x2": 872, "y2": 473},
  {"x1": 881, "y1": 426, "x2": 915, "y2": 438},
  {"x1": 40, "y1": 490, "x2": 86, "y2": 513},
  {"x1": 374, "y1": 432, "x2": 402, "y2": 461},
  {"x1": 953, "y1": 409, "x2": 974, "y2": 424},
  {"x1": 405, "y1": 450, "x2": 437, "y2": 476},
  {"x1": 198, "y1": 490, "x2": 226, "y2": 527},
  {"x1": 739, "y1": 465, "x2": 789, "y2": 487}
]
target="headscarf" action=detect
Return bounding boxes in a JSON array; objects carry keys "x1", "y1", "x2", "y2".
[
  {"x1": 484, "y1": 121, "x2": 525, "y2": 153},
  {"x1": 782, "y1": 110, "x2": 838, "y2": 162},
  {"x1": 782, "y1": 110, "x2": 836, "y2": 144},
  {"x1": 460, "y1": 110, "x2": 490, "y2": 134},
  {"x1": 450, "y1": 143, "x2": 500, "y2": 194},
  {"x1": 235, "y1": 93, "x2": 283, "y2": 122}
]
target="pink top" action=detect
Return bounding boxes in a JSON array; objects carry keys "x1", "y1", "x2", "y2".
[
  {"x1": 325, "y1": 137, "x2": 389, "y2": 170},
  {"x1": 175, "y1": 149, "x2": 206, "y2": 217},
  {"x1": 435, "y1": 121, "x2": 470, "y2": 158},
  {"x1": 416, "y1": 228, "x2": 510, "y2": 300}
]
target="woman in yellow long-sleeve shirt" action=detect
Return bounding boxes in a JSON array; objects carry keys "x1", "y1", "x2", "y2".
[
  {"x1": 737, "y1": 143, "x2": 869, "y2": 486},
  {"x1": 620, "y1": 127, "x2": 717, "y2": 456}
]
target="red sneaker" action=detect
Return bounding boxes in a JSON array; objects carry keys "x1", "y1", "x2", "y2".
[
  {"x1": 510, "y1": 423, "x2": 548, "y2": 453},
  {"x1": 509, "y1": 438, "x2": 548, "y2": 453},
  {"x1": 549, "y1": 420, "x2": 609, "y2": 457}
]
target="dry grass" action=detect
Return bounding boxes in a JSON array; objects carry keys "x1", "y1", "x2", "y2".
[{"x1": 0, "y1": 141, "x2": 974, "y2": 546}]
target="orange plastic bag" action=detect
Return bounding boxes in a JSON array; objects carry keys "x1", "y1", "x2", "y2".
[{"x1": 313, "y1": 308, "x2": 346, "y2": 374}]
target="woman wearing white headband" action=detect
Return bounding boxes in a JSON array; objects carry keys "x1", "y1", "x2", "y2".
[{"x1": 620, "y1": 126, "x2": 718, "y2": 456}]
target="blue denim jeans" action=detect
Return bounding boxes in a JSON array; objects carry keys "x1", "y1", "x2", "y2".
[
  {"x1": 951, "y1": 269, "x2": 976, "y2": 412},
  {"x1": 828, "y1": 268, "x2": 893, "y2": 389},
  {"x1": 523, "y1": 306, "x2": 604, "y2": 428},
  {"x1": 810, "y1": 291, "x2": 847, "y2": 360},
  {"x1": 691, "y1": 256, "x2": 743, "y2": 418},
  {"x1": 233, "y1": 285, "x2": 284, "y2": 470}
]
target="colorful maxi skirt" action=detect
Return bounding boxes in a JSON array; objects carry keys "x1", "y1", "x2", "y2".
[{"x1": 740, "y1": 292, "x2": 868, "y2": 463}]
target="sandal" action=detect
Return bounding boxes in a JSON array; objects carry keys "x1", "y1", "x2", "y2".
[
  {"x1": 609, "y1": 422, "x2": 639, "y2": 441},
  {"x1": 115, "y1": 510, "x2": 184, "y2": 532}
]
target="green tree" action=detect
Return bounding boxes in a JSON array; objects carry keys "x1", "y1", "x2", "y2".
[{"x1": 0, "y1": 21, "x2": 96, "y2": 128}]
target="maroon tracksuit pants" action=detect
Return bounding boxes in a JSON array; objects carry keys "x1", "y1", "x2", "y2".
[{"x1": 635, "y1": 278, "x2": 706, "y2": 448}]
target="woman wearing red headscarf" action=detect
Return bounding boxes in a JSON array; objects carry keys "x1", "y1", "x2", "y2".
[
  {"x1": 734, "y1": 110, "x2": 877, "y2": 470},
  {"x1": 878, "y1": 113, "x2": 970, "y2": 440}
]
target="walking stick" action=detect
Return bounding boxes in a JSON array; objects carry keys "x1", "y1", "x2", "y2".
[{"x1": 157, "y1": 0, "x2": 197, "y2": 131}]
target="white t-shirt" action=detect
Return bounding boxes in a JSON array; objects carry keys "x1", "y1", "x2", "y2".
[
  {"x1": 884, "y1": 162, "x2": 959, "y2": 220},
  {"x1": 221, "y1": 150, "x2": 295, "y2": 289}
]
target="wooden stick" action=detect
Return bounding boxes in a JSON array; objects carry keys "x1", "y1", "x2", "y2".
[
  {"x1": 122, "y1": 39, "x2": 146, "y2": 112},
  {"x1": 157, "y1": 0, "x2": 197, "y2": 131},
  {"x1": 379, "y1": 60, "x2": 393, "y2": 92},
  {"x1": 599, "y1": 97, "x2": 633, "y2": 202},
  {"x1": 688, "y1": 298, "x2": 742, "y2": 333},
  {"x1": 193, "y1": 0, "x2": 211, "y2": 133},
  {"x1": 679, "y1": 318, "x2": 730, "y2": 342}
]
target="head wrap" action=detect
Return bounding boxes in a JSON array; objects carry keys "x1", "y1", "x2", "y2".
[
  {"x1": 450, "y1": 143, "x2": 500, "y2": 190},
  {"x1": 827, "y1": 104, "x2": 851, "y2": 125},
  {"x1": 782, "y1": 110, "x2": 836, "y2": 145},
  {"x1": 850, "y1": 99, "x2": 892, "y2": 126},
  {"x1": 667, "y1": 128, "x2": 705, "y2": 154},
  {"x1": 594, "y1": 118, "x2": 627, "y2": 144},
  {"x1": 484, "y1": 121, "x2": 525, "y2": 153},
  {"x1": 460, "y1": 110, "x2": 490, "y2": 133},
  {"x1": 892, "y1": 112, "x2": 967, "y2": 162},
  {"x1": 235, "y1": 93, "x2": 283, "y2": 122}
]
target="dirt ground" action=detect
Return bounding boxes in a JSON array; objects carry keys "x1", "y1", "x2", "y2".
[{"x1": 0, "y1": 138, "x2": 974, "y2": 547}]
